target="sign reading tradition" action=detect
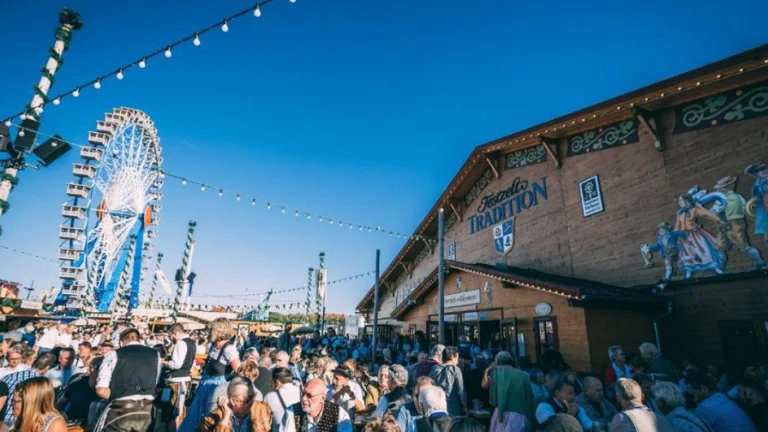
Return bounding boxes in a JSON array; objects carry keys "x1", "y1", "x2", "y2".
[
  {"x1": 579, "y1": 175, "x2": 605, "y2": 217},
  {"x1": 468, "y1": 176, "x2": 549, "y2": 234}
]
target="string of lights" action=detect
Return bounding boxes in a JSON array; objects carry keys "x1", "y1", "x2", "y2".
[
  {"x1": 162, "y1": 171, "x2": 436, "y2": 242},
  {"x1": 2, "y1": 123, "x2": 436, "y2": 243},
  {"x1": 2, "y1": 0, "x2": 293, "y2": 126},
  {"x1": 187, "y1": 270, "x2": 375, "y2": 299},
  {"x1": 0, "y1": 245, "x2": 59, "y2": 264}
]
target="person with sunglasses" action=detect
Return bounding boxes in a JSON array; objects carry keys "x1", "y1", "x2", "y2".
[{"x1": 292, "y1": 378, "x2": 352, "y2": 432}]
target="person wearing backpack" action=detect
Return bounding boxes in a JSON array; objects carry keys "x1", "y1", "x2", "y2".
[{"x1": 429, "y1": 346, "x2": 466, "y2": 416}]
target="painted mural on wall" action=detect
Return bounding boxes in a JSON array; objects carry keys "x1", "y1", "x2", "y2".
[
  {"x1": 673, "y1": 80, "x2": 768, "y2": 133},
  {"x1": 641, "y1": 164, "x2": 768, "y2": 288},
  {"x1": 566, "y1": 119, "x2": 639, "y2": 157},
  {"x1": 505, "y1": 145, "x2": 548, "y2": 170}
]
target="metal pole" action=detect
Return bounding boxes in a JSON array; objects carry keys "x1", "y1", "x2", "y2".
[
  {"x1": 372, "y1": 249, "x2": 380, "y2": 370},
  {"x1": 438, "y1": 208, "x2": 445, "y2": 345}
]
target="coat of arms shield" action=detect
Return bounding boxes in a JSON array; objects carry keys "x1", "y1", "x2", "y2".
[{"x1": 493, "y1": 218, "x2": 515, "y2": 255}]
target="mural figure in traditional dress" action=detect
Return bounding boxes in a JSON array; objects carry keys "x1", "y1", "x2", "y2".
[
  {"x1": 745, "y1": 162, "x2": 768, "y2": 249},
  {"x1": 713, "y1": 176, "x2": 767, "y2": 270},
  {"x1": 641, "y1": 221, "x2": 687, "y2": 289},
  {"x1": 673, "y1": 193, "x2": 728, "y2": 278}
]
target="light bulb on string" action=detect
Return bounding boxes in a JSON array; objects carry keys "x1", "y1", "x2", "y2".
[
  {"x1": 236, "y1": 194, "x2": 241, "y2": 201},
  {"x1": 339, "y1": 221, "x2": 343, "y2": 227},
  {"x1": 290, "y1": 0, "x2": 296, "y2": 3},
  {"x1": 181, "y1": 178, "x2": 187, "y2": 185},
  {"x1": 218, "y1": 189, "x2": 224, "y2": 197},
  {"x1": 267, "y1": 203, "x2": 271, "y2": 210},
  {"x1": 349, "y1": 224, "x2": 353, "y2": 229},
  {"x1": 94, "y1": 80, "x2": 101, "y2": 89},
  {"x1": 193, "y1": 33, "x2": 201, "y2": 46},
  {"x1": 165, "y1": 47, "x2": 172, "y2": 58},
  {"x1": 319, "y1": 217, "x2": 323, "y2": 222},
  {"x1": 117, "y1": 69, "x2": 124, "y2": 80},
  {"x1": 307, "y1": 214, "x2": 311, "y2": 220},
  {"x1": 53, "y1": 97, "x2": 61, "y2": 105},
  {"x1": 254, "y1": 5, "x2": 262, "y2": 17},
  {"x1": 139, "y1": 58, "x2": 147, "y2": 68},
  {"x1": 329, "y1": 219, "x2": 333, "y2": 225},
  {"x1": 73, "y1": 88, "x2": 80, "y2": 97},
  {"x1": 200, "y1": 184, "x2": 206, "y2": 192},
  {"x1": 251, "y1": 199, "x2": 256, "y2": 206},
  {"x1": 3, "y1": 120, "x2": 10, "y2": 127},
  {"x1": 222, "y1": 20, "x2": 229, "y2": 32},
  {"x1": 18, "y1": 130, "x2": 25, "y2": 137}
]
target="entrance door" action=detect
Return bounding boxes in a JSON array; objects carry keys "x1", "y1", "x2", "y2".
[
  {"x1": 427, "y1": 321, "x2": 459, "y2": 346},
  {"x1": 718, "y1": 320, "x2": 761, "y2": 378},
  {"x1": 500, "y1": 318, "x2": 517, "y2": 356},
  {"x1": 479, "y1": 320, "x2": 501, "y2": 349},
  {"x1": 533, "y1": 317, "x2": 559, "y2": 356}
]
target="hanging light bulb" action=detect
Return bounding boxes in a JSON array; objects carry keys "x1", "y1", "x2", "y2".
[
  {"x1": 218, "y1": 189, "x2": 224, "y2": 197},
  {"x1": 339, "y1": 221, "x2": 343, "y2": 227},
  {"x1": 53, "y1": 97, "x2": 61, "y2": 105},
  {"x1": 165, "y1": 46, "x2": 172, "y2": 58},
  {"x1": 3, "y1": 120, "x2": 10, "y2": 127},
  {"x1": 18, "y1": 129, "x2": 25, "y2": 137},
  {"x1": 139, "y1": 58, "x2": 147, "y2": 68},
  {"x1": 193, "y1": 33, "x2": 201, "y2": 46},
  {"x1": 290, "y1": 0, "x2": 296, "y2": 3},
  {"x1": 254, "y1": 5, "x2": 262, "y2": 17},
  {"x1": 200, "y1": 184, "x2": 206, "y2": 191},
  {"x1": 294, "y1": 210, "x2": 298, "y2": 216},
  {"x1": 368, "y1": 227, "x2": 372, "y2": 232},
  {"x1": 94, "y1": 80, "x2": 101, "y2": 89},
  {"x1": 329, "y1": 218, "x2": 333, "y2": 224},
  {"x1": 349, "y1": 224, "x2": 353, "y2": 229},
  {"x1": 359, "y1": 226, "x2": 363, "y2": 231},
  {"x1": 307, "y1": 214, "x2": 311, "y2": 220},
  {"x1": 117, "y1": 69, "x2": 124, "y2": 80},
  {"x1": 181, "y1": 178, "x2": 187, "y2": 185},
  {"x1": 251, "y1": 199, "x2": 256, "y2": 206},
  {"x1": 267, "y1": 202, "x2": 271, "y2": 210},
  {"x1": 319, "y1": 217, "x2": 323, "y2": 222},
  {"x1": 72, "y1": 88, "x2": 80, "y2": 97},
  {"x1": 236, "y1": 194, "x2": 241, "y2": 201},
  {"x1": 221, "y1": 20, "x2": 229, "y2": 32}
]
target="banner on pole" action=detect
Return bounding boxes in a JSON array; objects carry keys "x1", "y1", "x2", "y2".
[
  {"x1": 156, "y1": 270, "x2": 172, "y2": 295},
  {"x1": 316, "y1": 268, "x2": 328, "y2": 301}
]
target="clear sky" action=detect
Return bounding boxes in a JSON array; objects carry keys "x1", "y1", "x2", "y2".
[{"x1": 0, "y1": 0, "x2": 766, "y2": 314}]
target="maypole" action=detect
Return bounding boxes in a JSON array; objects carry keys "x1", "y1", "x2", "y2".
[
  {"x1": 0, "y1": 9, "x2": 83, "y2": 233},
  {"x1": 147, "y1": 253, "x2": 164, "y2": 308},
  {"x1": 172, "y1": 221, "x2": 196, "y2": 323},
  {"x1": 305, "y1": 267, "x2": 314, "y2": 325},
  {"x1": 315, "y1": 252, "x2": 324, "y2": 327},
  {"x1": 112, "y1": 235, "x2": 137, "y2": 317}
]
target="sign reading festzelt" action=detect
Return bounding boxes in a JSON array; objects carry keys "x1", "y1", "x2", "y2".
[{"x1": 468, "y1": 177, "x2": 549, "y2": 234}]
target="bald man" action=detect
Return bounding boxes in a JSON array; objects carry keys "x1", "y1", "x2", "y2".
[
  {"x1": 292, "y1": 378, "x2": 352, "y2": 432},
  {"x1": 575, "y1": 376, "x2": 618, "y2": 424}
]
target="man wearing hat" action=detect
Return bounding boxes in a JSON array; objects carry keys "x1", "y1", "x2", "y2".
[
  {"x1": 745, "y1": 162, "x2": 768, "y2": 249},
  {"x1": 641, "y1": 221, "x2": 687, "y2": 288},
  {"x1": 329, "y1": 364, "x2": 364, "y2": 416},
  {"x1": 714, "y1": 175, "x2": 767, "y2": 269}
]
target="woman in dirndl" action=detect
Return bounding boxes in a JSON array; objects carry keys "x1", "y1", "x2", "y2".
[{"x1": 178, "y1": 317, "x2": 241, "y2": 432}]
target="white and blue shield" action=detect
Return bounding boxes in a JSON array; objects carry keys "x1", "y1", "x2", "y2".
[{"x1": 493, "y1": 219, "x2": 515, "y2": 255}]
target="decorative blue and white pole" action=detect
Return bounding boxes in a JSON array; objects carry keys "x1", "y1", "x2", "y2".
[
  {"x1": 172, "y1": 221, "x2": 196, "y2": 323},
  {"x1": 147, "y1": 253, "x2": 163, "y2": 308}
]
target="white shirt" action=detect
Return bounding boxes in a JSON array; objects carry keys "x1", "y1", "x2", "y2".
[
  {"x1": 166, "y1": 335, "x2": 191, "y2": 383},
  {"x1": 331, "y1": 381, "x2": 364, "y2": 415},
  {"x1": 96, "y1": 341, "x2": 162, "y2": 401},
  {"x1": 304, "y1": 406, "x2": 352, "y2": 432},
  {"x1": 57, "y1": 332, "x2": 73, "y2": 348},
  {"x1": 71, "y1": 338, "x2": 82, "y2": 351},
  {"x1": 0, "y1": 364, "x2": 29, "y2": 379},
  {"x1": 264, "y1": 383, "x2": 301, "y2": 432},
  {"x1": 37, "y1": 328, "x2": 59, "y2": 349}
]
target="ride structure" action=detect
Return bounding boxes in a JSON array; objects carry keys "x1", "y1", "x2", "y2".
[
  {"x1": 57, "y1": 107, "x2": 163, "y2": 314},
  {"x1": 241, "y1": 289, "x2": 274, "y2": 322}
]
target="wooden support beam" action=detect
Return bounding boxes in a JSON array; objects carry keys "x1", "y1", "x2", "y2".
[
  {"x1": 448, "y1": 200, "x2": 463, "y2": 222},
  {"x1": 399, "y1": 261, "x2": 414, "y2": 278},
  {"x1": 422, "y1": 238, "x2": 433, "y2": 255},
  {"x1": 485, "y1": 156, "x2": 500, "y2": 179},
  {"x1": 634, "y1": 107, "x2": 663, "y2": 151},
  {"x1": 541, "y1": 138, "x2": 561, "y2": 169}
]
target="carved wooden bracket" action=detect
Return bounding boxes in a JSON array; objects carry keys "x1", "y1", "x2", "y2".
[
  {"x1": 422, "y1": 238, "x2": 433, "y2": 255},
  {"x1": 485, "y1": 156, "x2": 500, "y2": 180},
  {"x1": 448, "y1": 198, "x2": 464, "y2": 222},
  {"x1": 540, "y1": 137, "x2": 561, "y2": 169},
  {"x1": 399, "y1": 261, "x2": 414, "y2": 278},
  {"x1": 634, "y1": 107, "x2": 664, "y2": 151}
]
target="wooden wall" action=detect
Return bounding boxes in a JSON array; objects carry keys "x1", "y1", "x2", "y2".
[
  {"x1": 400, "y1": 271, "x2": 593, "y2": 372},
  {"x1": 584, "y1": 307, "x2": 657, "y2": 377}
]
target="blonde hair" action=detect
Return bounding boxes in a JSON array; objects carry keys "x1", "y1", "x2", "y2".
[
  {"x1": 236, "y1": 360, "x2": 260, "y2": 382},
  {"x1": 209, "y1": 318, "x2": 234, "y2": 343},
  {"x1": 289, "y1": 345, "x2": 302, "y2": 363},
  {"x1": 14, "y1": 377, "x2": 60, "y2": 432}
]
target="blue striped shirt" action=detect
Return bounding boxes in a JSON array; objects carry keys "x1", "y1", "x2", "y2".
[
  {"x1": 694, "y1": 393, "x2": 756, "y2": 432},
  {"x1": 1, "y1": 369, "x2": 39, "y2": 424}
]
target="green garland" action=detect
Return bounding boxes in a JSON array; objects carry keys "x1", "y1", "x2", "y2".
[
  {"x1": 0, "y1": 199, "x2": 9, "y2": 213},
  {"x1": 39, "y1": 67, "x2": 56, "y2": 87},
  {"x1": 24, "y1": 104, "x2": 40, "y2": 121},
  {"x1": 1, "y1": 174, "x2": 18, "y2": 188},
  {"x1": 54, "y1": 27, "x2": 72, "y2": 51},
  {"x1": 47, "y1": 47, "x2": 64, "y2": 67},
  {"x1": 33, "y1": 85, "x2": 50, "y2": 103}
]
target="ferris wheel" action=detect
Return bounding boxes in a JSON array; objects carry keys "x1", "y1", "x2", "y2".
[{"x1": 57, "y1": 107, "x2": 163, "y2": 314}]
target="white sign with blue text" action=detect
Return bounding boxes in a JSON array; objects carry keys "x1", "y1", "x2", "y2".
[{"x1": 579, "y1": 175, "x2": 604, "y2": 217}]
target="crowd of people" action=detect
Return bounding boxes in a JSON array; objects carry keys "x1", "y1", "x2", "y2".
[{"x1": 0, "y1": 319, "x2": 764, "y2": 432}]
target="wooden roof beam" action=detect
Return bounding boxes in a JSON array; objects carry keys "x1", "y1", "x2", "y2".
[
  {"x1": 634, "y1": 107, "x2": 664, "y2": 151},
  {"x1": 485, "y1": 156, "x2": 500, "y2": 179},
  {"x1": 422, "y1": 238, "x2": 433, "y2": 255},
  {"x1": 540, "y1": 137, "x2": 561, "y2": 169},
  {"x1": 448, "y1": 198, "x2": 464, "y2": 222}
]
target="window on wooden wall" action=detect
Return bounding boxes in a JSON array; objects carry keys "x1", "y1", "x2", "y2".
[{"x1": 534, "y1": 317, "x2": 559, "y2": 356}]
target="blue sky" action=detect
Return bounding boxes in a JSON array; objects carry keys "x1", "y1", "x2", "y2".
[{"x1": 0, "y1": 0, "x2": 766, "y2": 314}]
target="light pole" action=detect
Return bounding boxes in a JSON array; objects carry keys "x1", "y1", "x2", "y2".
[{"x1": 0, "y1": 9, "x2": 82, "y2": 234}]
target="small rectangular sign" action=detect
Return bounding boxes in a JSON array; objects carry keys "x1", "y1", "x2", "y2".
[
  {"x1": 463, "y1": 312, "x2": 479, "y2": 321},
  {"x1": 445, "y1": 289, "x2": 481, "y2": 309},
  {"x1": 444, "y1": 314, "x2": 457, "y2": 322},
  {"x1": 579, "y1": 175, "x2": 605, "y2": 217},
  {"x1": 447, "y1": 242, "x2": 456, "y2": 261}
]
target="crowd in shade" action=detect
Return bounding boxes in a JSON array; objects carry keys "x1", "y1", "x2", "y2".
[{"x1": 0, "y1": 318, "x2": 764, "y2": 432}]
